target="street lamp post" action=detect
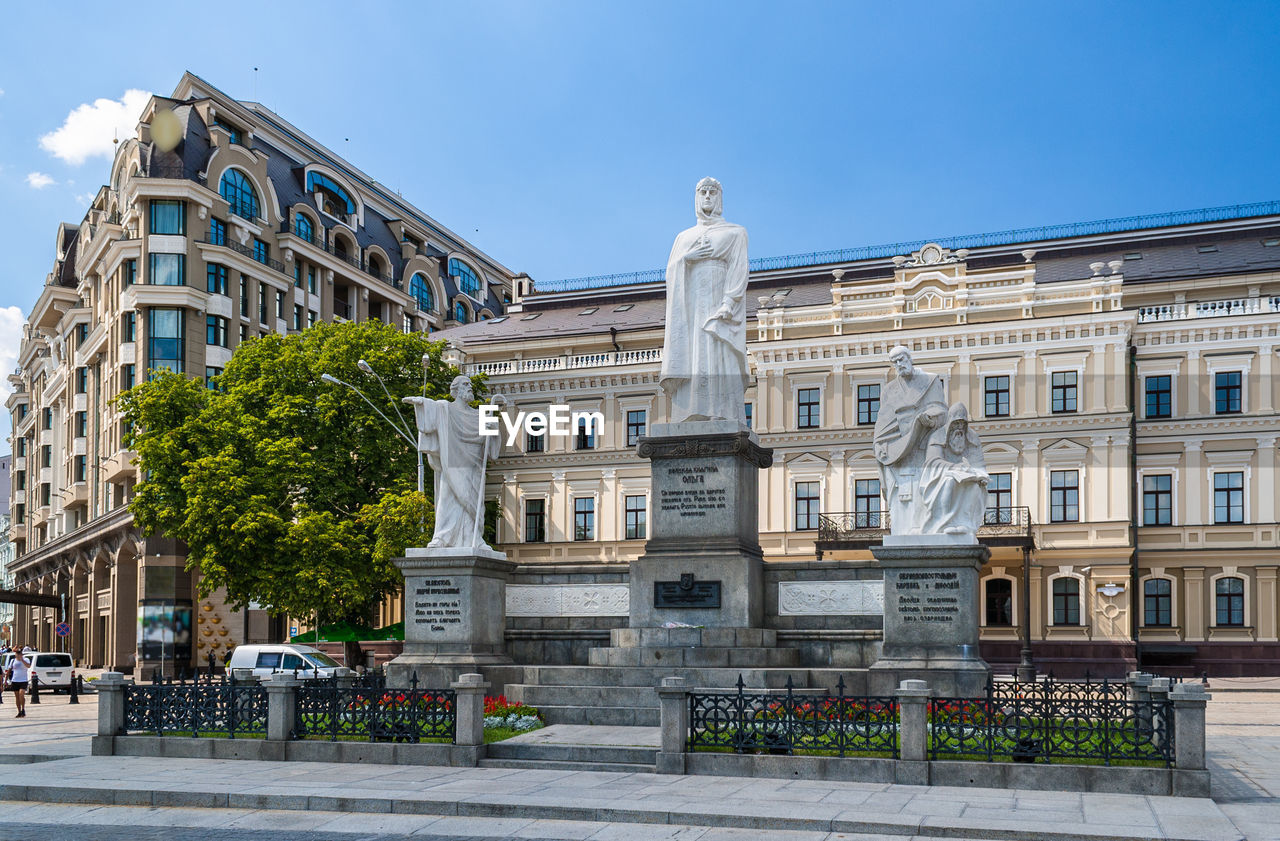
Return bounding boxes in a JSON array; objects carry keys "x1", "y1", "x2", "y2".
[{"x1": 319, "y1": 369, "x2": 421, "y2": 494}]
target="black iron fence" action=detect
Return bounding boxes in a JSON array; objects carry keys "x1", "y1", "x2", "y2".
[
  {"x1": 294, "y1": 676, "x2": 454, "y2": 743},
  {"x1": 688, "y1": 676, "x2": 899, "y2": 758},
  {"x1": 929, "y1": 676, "x2": 1174, "y2": 766},
  {"x1": 123, "y1": 678, "x2": 268, "y2": 738}
]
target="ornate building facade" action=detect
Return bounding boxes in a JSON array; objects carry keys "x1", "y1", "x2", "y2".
[
  {"x1": 442, "y1": 204, "x2": 1280, "y2": 676},
  {"x1": 5, "y1": 73, "x2": 517, "y2": 672}
]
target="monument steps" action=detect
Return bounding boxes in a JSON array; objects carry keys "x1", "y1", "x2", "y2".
[
  {"x1": 478, "y1": 757, "x2": 657, "y2": 773},
  {"x1": 520, "y1": 665, "x2": 806, "y2": 688},
  {"x1": 588, "y1": 645, "x2": 803, "y2": 669},
  {"x1": 485, "y1": 741, "x2": 659, "y2": 765},
  {"x1": 524, "y1": 703, "x2": 661, "y2": 727}
]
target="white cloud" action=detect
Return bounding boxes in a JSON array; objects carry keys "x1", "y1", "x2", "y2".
[
  {"x1": 74, "y1": 192, "x2": 95, "y2": 206},
  {"x1": 26, "y1": 172, "x2": 55, "y2": 189},
  {"x1": 39, "y1": 89, "x2": 152, "y2": 165}
]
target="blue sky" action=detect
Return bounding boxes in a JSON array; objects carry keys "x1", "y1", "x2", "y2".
[{"x1": 1, "y1": 0, "x2": 1279, "y2": 440}]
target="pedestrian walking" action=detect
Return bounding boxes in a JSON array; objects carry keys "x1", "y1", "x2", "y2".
[{"x1": 6, "y1": 647, "x2": 32, "y2": 718}]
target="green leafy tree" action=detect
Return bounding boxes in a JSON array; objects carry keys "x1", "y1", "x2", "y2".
[{"x1": 118, "y1": 321, "x2": 481, "y2": 660}]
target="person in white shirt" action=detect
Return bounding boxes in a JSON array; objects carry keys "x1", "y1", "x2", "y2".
[{"x1": 6, "y1": 648, "x2": 32, "y2": 718}]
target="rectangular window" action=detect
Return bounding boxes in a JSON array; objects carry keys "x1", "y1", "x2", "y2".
[
  {"x1": 1215, "y1": 577, "x2": 1245, "y2": 626},
  {"x1": 1053, "y1": 578, "x2": 1080, "y2": 625},
  {"x1": 240, "y1": 279, "x2": 249, "y2": 317},
  {"x1": 253, "y1": 238, "x2": 270, "y2": 265},
  {"x1": 854, "y1": 478, "x2": 881, "y2": 528},
  {"x1": 239, "y1": 324, "x2": 247, "y2": 341},
  {"x1": 276, "y1": 290, "x2": 285, "y2": 320},
  {"x1": 122, "y1": 364, "x2": 135, "y2": 390},
  {"x1": 17, "y1": 404, "x2": 27, "y2": 421},
  {"x1": 526, "y1": 429, "x2": 545, "y2": 453},
  {"x1": 259, "y1": 284, "x2": 269, "y2": 324},
  {"x1": 1050, "y1": 470, "x2": 1079, "y2": 523},
  {"x1": 75, "y1": 323, "x2": 88, "y2": 346},
  {"x1": 574, "y1": 497, "x2": 595, "y2": 541},
  {"x1": 124, "y1": 259, "x2": 137, "y2": 287},
  {"x1": 294, "y1": 305, "x2": 303, "y2": 331},
  {"x1": 1215, "y1": 371, "x2": 1242, "y2": 415},
  {"x1": 403, "y1": 313, "x2": 413, "y2": 333},
  {"x1": 857, "y1": 384, "x2": 880, "y2": 425},
  {"x1": 797, "y1": 387, "x2": 820, "y2": 429},
  {"x1": 1145, "y1": 375, "x2": 1172, "y2": 419},
  {"x1": 16, "y1": 471, "x2": 25, "y2": 491},
  {"x1": 524, "y1": 499, "x2": 546, "y2": 543},
  {"x1": 794, "y1": 481, "x2": 820, "y2": 530},
  {"x1": 986, "y1": 473, "x2": 1012, "y2": 523},
  {"x1": 1144, "y1": 579, "x2": 1172, "y2": 627},
  {"x1": 744, "y1": 403, "x2": 753, "y2": 429},
  {"x1": 207, "y1": 263, "x2": 228, "y2": 295},
  {"x1": 575, "y1": 417, "x2": 595, "y2": 450},
  {"x1": 147, "y1": 308, "x2": 185, "y2": 375},
  {"x1": 985, "y1": 578, "x2": 1013, "y2": 626},
  {"x1": 15, "y1": 504, "x2": 24, "y2": 525},
  {"x1": 205, "y1": 367, "x2": 222, "y2": 389},
  {"x1": 206, "y1": 315, "x2": 228, "y2": 347},
  {"x1": 308, "y1": 311, "x2": 317, "y2": 328},
  {"x1": 208, "y1": 218, "x2": 226, "y2": 246},
  {"x1": 307, "y1": 266, "x2": 317, "y2": 294},
  {"x1": 15, "y1": 438, "x2": 25, "y2": 457},
  {"x1": 294, "y1": 262, "x2": 302, "y2": 288},
  {"x1": 984, "y1": 375, "x2": 1010, "y2": 418},
  {"x1": 1142, "y1": 474, "x2": 1172, "y2": 526},
  {"x1": 40, "y1": 483, "x2": 51, "y2": 507},
  {"x1": 124, "y1": 311, "x2": 136, "y2": 342},
  {"x1": 148, "y1": 199, "x2": 185, "y2": 235},
  {"x1": 1051, "y1": 371, "x2": 1078, "y2": 414},
  {"x1": 42, "y1": 407, "x2": 53, "y2": 430},
  {"x1": 73, "y1": 455, "x2": 87, "y2": 483},
  {"x1": 625, "y1": 495, "x2": 647, "y2": 540},
  {"x1": 75, "y1": 367, "x2": 88, "y2": 394},
  {"x1": 74, "y1": 411, "x2": 87, "y2": 438},
  {"x1": 41, "y1": 444, "x2": 52, "y2": 468},
  {"x1": 149, "y1": 253, "x2": 185, "y2": 286},
  {"x1": 1213, "y1": 471, "x2": 1244, "y2": 524},
  {"x1": 626, "y1": 410, "x2": 647, "y2": 447}
]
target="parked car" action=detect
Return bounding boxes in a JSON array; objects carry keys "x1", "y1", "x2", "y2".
[
  {"x1": 7, "y1": 652, "x2": 74, "y2": 692},
  {"x1": 226, "y1": 644, "x2": 343, "y2": 679}
]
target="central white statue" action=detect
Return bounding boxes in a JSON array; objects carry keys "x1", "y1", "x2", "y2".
[
  {"x1": 405, "y1": 376, "x2": 502, "y2": 551},
  {"x1": 659, "y1": 177, "x2": 750, "y2": 424}
]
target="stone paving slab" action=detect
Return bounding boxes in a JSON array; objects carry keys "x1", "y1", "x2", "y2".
[{"x1": 0, "y1": 755, "x2": 1243, "y2": 841}]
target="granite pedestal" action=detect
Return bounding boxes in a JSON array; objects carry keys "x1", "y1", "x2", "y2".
[
  {"x1": 868, "y1": 539, "x2": 992, "y2": 695},
  {"x1": 386, "y1": 546, "x2": 518, "y2": 689}
]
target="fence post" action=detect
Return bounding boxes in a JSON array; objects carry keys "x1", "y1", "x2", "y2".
[
  {"x1": 1148, "y1": 678, "x2": 1172, "y2": 750},
  {"x1": 896, "y1": 679, "x2": 931, "y2": 762},
  {"x1": 451, "y1": 673, "x2": 489, "y2": 747},
  {"x1": 264, "y1": 673, "x2": 300, "y2": 741},
  {"x1": 1170, "y1": 682, "x2": 1211, "y2": 771},
  {"x1": 656, "y1": 676, "x2": 688, "y2": 775},
  {"x1": 96, "y1": 672, "x2": 127, "y2": 737},
  {"x1": 1127, "y1": 671, "x2": 1153, "y2": 734}
]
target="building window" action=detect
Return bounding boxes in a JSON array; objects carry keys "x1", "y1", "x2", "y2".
[
  {"x1": 794, "y1": 481, "x2": 820, "y2": 531},
  {"x1": 15, "y1": 504, "x2": 24, "y2": 524},
  {"x1": 797, "y1": 387, "x2": 820, "y2": 429},
  {"x1": 294, "y1": 213, "x2": 313, "y2": 244},
  {"x1": 149, "y1": 253, "x2": 185, "y2": 286},
  {"x1": 74, "y1": 411, "x2": 87, "y2": 438},
  {"x1": 124, "y1": 258, "x2": 137, "y2": 286},
  {"x1": 454, "y1": 301, "x2": 469, "y2": 323},
  {"x1": 1215, "y1": 371, "x2": 1242, "y2": 415},
  {"x1": 1215, "y1": 577, "x2": 1245, "y2": 627},
  {"x1": 124, "y1": 311, "x2": 136, "y2": 342},
  {"x1": 147, "y1": 308, "x2": 184, "y2": 375},
  {"x1": 857, "y1": 384, "x2": 880, "y2": 425},
  {"x1": 294, "y1": 305, "x2": 304, "y2": 331},
  {"x1": 986, "y1": 473, "x2": 1012, "y2": 522},
  {"x1": 1144, "y1": 578, "x2": 1172, "y2": 627},
  {"x1": 984, "y1": 376, "x2": 1010, "y2": 418},
  {"x1": 75, "y1": 367, "x2": 88, "y2": 394},
  {"x1": 219, "y1": 169, "x2": 259, "y2": 220},
  {"x1": 308, "y1": 311, "x2": 317, "y2": 328},
  {"x1": 42, "y1": 407, "x2": 53, "y2": 430},
  {"x1": 1142, "y1": 474, "x2": 1172, "y2": 526},
  {"x1": 208, "y1": 218, "x2": 226, "y2": 246},
  {"x1": 985, "y1": 578, "x2": 1013, "y2": 626},
  {"x1": 122, "y1": 364, "x2": 135, "y2": 390},
  {"x1": 1051, "y1": 371, "x2": 1078, "y2": 414},
  {"x1": 240, "y1": 279, "x2": 249, "y2": 317},
  {"x1": 449, "y1": 258, "x2": 482, "y2": 298},
  {"x1": 148, "y1": 199, "x2": 185, "y2": 235},
  {"x1": 1049, "y1": 470, "x2": 1079, "y2": 523},
  {"x1": 259, "y1": 285, "x2": 269, "y2": 324},
  {"x1": 575, "y1": 417, "x2": 595, "y2": 450},
  {"x1": 250, "y1": 238, "x2": 268, "y2": 266},
  {"x1": 1213, "y1": 472, "x2": 1244, "y2": 524},
  {"x1": 73, "y1": 455, "x2": 87, "y2": 483},
  {"x1": 524, "y1": 499, "x2": 546, "y2": 543},
  {"x1": 41, "y1": 444, "x2": 52, "y2": 468},
  {"x1": 206, "y1": 316, "x2": 228, "y2": 348},
  {"x1": 625, "y1": 495, "x2": 647, "y2": 540},
  {"x1": 276, "y1": 290, "x2": 285, "y2": 320},
  {"x1": 402, "y1": 313, "x2": 413, "y2": 333},
  {"x1": 207, "y1": 263, "x2": 228, "y2": 296},
  {"x1": 574, "y1": 497, "x2": 595, "y2": 541},
  {"x1": 293, "y1": 262, "x2": 302, "y2": 288},
  {"x1": 213, "y1": 117, "x2": 242, "y2": 144},
  {"x1": 1145, "y1": 375, "x2": 1171, "y2": 419},
  {"x1": 525, "y1": 428, "x2": 545, "y2": 453},
  {"x1": 40, "y1": 483, "x2": 51, "y2": 507},
  {"x1": 854, "y1": 478, "x2": 881, "y2": 527},
  {"x1": 75, "y1": 323, "x2": 89, "y2": 346},
  {"x1": 15, "y1": 471, "x2": 24, "y2": 491},
  {"x1": 17, "y1": 404, "x2": 27, "y2": 422},
  {"x1": 307, "y1": 266, "x2": 317, "y2": 294},
  {"x1": 205, "y1": 367, "x2": 222, "y2": 389},
  {"x1": 410, "y1": 272, "x2": 435, "y2": 312},
  {"x1": 1052, "y1": 577, "x2": 1080, "y2": 626},
  {"x1": 15, "y1": 437, "x2": 25, "y2": 457},
  {"x1": 744, "y1": 403, "x2": 753, "y2": 429},
  {"x1": 626, "y1": 410, "x2": 647, "y2": 447}
]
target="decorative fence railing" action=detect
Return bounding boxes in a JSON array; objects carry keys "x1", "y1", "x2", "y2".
[
  {"x1": 928, "y1": 676, "x2": 1174, "y2": 766},
  {"x1": 294, "y1": 679, "x2": 455, "y2": 743},
  {"x1": 123, "y1": 678, "x2": 268, "y2": 738},
  {"x1": 688, "y1": 676, "x2": 899, "y2": 758}
]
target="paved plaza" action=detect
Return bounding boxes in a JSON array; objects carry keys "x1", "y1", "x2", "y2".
[{"x1": 0, "y1": 683, "x2": 1276, "y2": 840}]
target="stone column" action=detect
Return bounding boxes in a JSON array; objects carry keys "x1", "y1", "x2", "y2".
[
  {"x1": 95, "y1": 671, "x2": 127, "y2": 737},
  {"x1": 1148, "y1": 678, "x2": 1172, "y2": 750},
  {"x1": 264, "y1": 673, "x2": 299, "y2": 742},
  {"x1": 1170, "y1": 682, "x2": 1211, "y2": 770},
  {"x1": 896, "y1": 679, "x2": 931, "y2": 762},
  {"x1": 451, "y1": 673, "x2": 489, "y2": 747},
  {"x1": 656, "y1": 676, "x2": 689, "y2": 774}
]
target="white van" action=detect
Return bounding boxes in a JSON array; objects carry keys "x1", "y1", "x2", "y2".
[
  {"x1": 226, "y1": 644, "x2": 343, "y2": 679},
  {"x1": 3, "y1": 652, "x2": 73, "y2": 692}
]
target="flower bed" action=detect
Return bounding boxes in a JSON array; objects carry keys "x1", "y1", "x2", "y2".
[{"x1": 483, "y1": 695, "x2": 544, "y2": 742}]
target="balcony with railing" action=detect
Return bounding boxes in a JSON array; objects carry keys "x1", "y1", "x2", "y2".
[
  {"x1": 281, "y1": 222, "x2": 401, "y2": 290},
  {"x1": 815, "y1": 507, "x2": 1033, "y2": 555},
  {"x1": 201, "y1": 228, "x2": 286, "y2": 274},
  {"x1": 462, "y1": 347, "x2": 662, "y2": 376},
  {"x1": 1137, "y1": 296, "x2": 1280, "y2": 323}
]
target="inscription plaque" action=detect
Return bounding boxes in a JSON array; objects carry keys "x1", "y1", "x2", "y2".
[
  {"x1": 659, "y1": 464, "x2": 728, "y2": 521},
  {"x1": 654, "y1": 574, "x2": 722, "y2": 608},
  {"x1": 411, "y1": 576, "x2": 464, "y2": 634}
]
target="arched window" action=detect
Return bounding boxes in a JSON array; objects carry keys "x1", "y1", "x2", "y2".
[
  {"x1": 454, "y1": 300, "x2": 469, "y2": 323},
  {"x1": 306, "y1": 172, "x2": 356, "y2": 219},
  {"x1": 295, "y1": 213, "x2": 314, "y2": 244},
  {"x1": 449, "y1": 258, "x2": 482, "y2": 298},
  {"x1": 1215, "y1": 577, "x2": 1245, "y2": 626},
  {"x1": 984, "y1": 578, "x2": 1012, "y2": 626},
  {"x1": 220, "y1": 169, "x2": 259, "y2": 220},
  {"x1": 1143, "y1": 578, "x2": 1173, "y2": 627},
  {"x1": 1052, "y1": 577, "x2": 1080, "y2": 626},
  {"x1": 409, "y1": 273, "x2": 434, "y2": 312}
]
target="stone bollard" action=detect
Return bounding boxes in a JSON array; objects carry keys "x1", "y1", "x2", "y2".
[
  {"x1": 896, "y1": 679, "x2": 931, "y2": 763},
  {"x1": 264, "y1": 673, "x2": 301, "y2": 742},
  {"x1": 29, "y1": 673, "x2": 40, "y2": 704},
  {"x1": 655, "y1": 676, "x2": 689, "y2": 775},
  {"x1": 1127, "y1": 671, "x2": 1153, "y2": 734},
  {"x1": 451, "y1": 673, "x2": 489, "y2": 747},
  {"x1": 95, "y1": 672, "x2": 128, "y2": 737},
  {"x1": 1170, "y1": 682, "x2": 1211, "y2": 771},
  {"x1": 1148, "y1": 678, "x2": 1172, "y2": 750}
]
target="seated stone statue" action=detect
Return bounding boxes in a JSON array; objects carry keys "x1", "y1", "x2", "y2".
[{"x1": 917, "y1": 403, "x2": 989, "y2": 539}]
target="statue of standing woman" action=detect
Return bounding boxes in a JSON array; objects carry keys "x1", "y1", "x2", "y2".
[{"x1": 659, "y1": 178, "x2": 750, "y2": 424}]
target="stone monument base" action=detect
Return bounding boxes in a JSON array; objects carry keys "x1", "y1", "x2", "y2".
[
  {"x1": 386, "y1": 546, "x2": 517, "y2": 689},
  {"x1": 868, "y1": 542, "x2": 992, "y2": 697}
]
